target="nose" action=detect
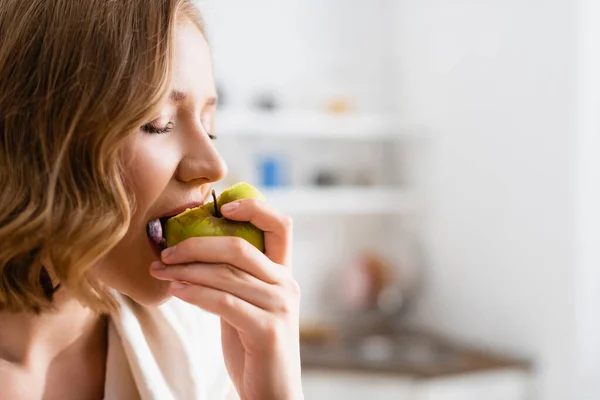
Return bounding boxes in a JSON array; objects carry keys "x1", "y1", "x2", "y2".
[{"x1": 175, "y1": 119, "x2": 227, "y2": 184}]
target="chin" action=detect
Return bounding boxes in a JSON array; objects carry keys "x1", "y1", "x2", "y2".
[{"x1": 117, "y1": 276, "x2": 174, "y2": 308}]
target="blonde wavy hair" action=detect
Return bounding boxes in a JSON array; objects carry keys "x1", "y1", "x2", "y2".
[{"x1": 0, "y1": 0, "x2": 204, "y2": 312}]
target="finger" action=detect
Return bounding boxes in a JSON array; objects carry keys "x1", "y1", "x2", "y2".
[
  {"x1": 150, "y1": 262, "x2": 284, "y2": 312},
  {"x1": 220, "y1": 198, "x2": 292, "y2": 266},
  {"x1": 161, "y1": 236, "x2": 283, "y2": 284},
  {"x1": 169, "y1": 282, "x2": 268, "y2": 334}
]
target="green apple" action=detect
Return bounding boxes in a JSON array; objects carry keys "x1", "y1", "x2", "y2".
[{"x1": 165, "y1": 182, "x2": 266, "y2": 252}]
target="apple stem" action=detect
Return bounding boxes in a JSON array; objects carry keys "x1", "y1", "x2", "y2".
[{"x1": 212, "y1": 189, "x2": 222, "y2": 218}]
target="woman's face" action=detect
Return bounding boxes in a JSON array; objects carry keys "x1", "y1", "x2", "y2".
[{"x1": 93, "y1": 18, "x2": 227, "y2": 306}]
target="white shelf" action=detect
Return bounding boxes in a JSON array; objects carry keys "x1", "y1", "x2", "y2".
[
  {"x1": 260, "y1": 187, "x2": 416, "y2": 215},
  {"x1": 215, "y1": 109, "x2": 414, "y2": 140}
]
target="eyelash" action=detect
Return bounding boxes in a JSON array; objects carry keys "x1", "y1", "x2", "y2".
[
  {"x1": 140, "y1": 120, "x2": 217, "y2": 140},
  {"x1": 140, "y1": 121, "x2": 174, "y2": 135}
]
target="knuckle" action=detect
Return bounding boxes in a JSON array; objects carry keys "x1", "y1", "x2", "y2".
[
  {"x1": 270, "y1": 286, "x2": 298, "y2": 315},
  {"x1": 262, "y1": 319, "x2": 284, "y2": 340},
  {"x1": 171, "y1": 238, "x2": 200, "y2": 260},
  {"x1": 247, "y1": 197, "x2": 263, "y2": 208},
  {"x1": 181, "y1": 236, "x2": 200, "y2": 250},
  {"x1": 218, "y1": 292, "x2": 237, "y2": 309},
  {"x1": 228, "y1": 236, "x2": 250, "y2": 257},
  {"x1": 277, "y1": 298, "x2": 292, "y2": 315},
  {"x1": 280, "y1": 214, "x2": 293, "y2": 231},
  {"x1": 267, "y1": 287, "x2": 290, "y2": 314},
  {"x1": 239, "y1": 197, "x2": 262, "y2": 211}
]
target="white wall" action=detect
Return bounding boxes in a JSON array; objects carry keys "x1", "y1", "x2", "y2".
[
  {"x1": 394, "y1": 1, "x2": 579, "y2": 399},
  {"x1": 199, "y1": 0, "x2": 391, "y2": 112},
  {"x1": 574, "y1": 0, "x2": 600, "y2": 398}
]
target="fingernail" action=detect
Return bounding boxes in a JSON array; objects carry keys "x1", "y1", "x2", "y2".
[
  {"x1": 221, "y1": 202, "x2": 239, "y2": 213},
  {"x1": 151, "y1": 261, "x2": 165, "y2": 270},
  {"x1": 170, "y1": 281, "x2": 187, "y2": 290},
  {"x1": 162, "y1": 246, "x2": 176, "y2": 259}
]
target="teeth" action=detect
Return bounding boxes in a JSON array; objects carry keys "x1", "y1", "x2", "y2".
[{"x1": 146, "y1": 218, "x2": 163, "y2": 245}]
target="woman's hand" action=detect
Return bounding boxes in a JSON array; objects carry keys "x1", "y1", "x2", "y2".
[{"x1": 149, "y1": 198, "x2": 302, "y2": 400}]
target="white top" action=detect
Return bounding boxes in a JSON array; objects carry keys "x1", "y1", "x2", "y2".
[{"x1": 103, "y1": 293, "x2": 236, "y2": 399}]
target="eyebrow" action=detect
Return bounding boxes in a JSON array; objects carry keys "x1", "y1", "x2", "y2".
[
  {"x1": 169, "y1": 90, "x2": 187, "y2": 102},
  {"x1": 169, "y1": 90, "x2": 218, "y2": 106}
]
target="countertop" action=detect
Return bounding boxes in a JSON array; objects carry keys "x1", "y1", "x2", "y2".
[{"x1": 300, "y1": 325, "x2": 532, "y2": 379}]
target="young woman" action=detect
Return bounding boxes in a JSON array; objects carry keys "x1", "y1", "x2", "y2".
[{"x1": 0, "y1": 1, "x2": 302, "y2": 399}]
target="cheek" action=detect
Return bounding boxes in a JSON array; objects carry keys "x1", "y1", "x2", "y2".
[
  {"x1": 91, "y1": 137, "x2": 179, "y2": 301},
  {"x1": 126, "y1": 138, "x2": 180, "y2": 215}
]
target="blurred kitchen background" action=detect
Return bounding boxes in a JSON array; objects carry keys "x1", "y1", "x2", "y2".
[{"x1": 197, "y1": 1, "x2": 600, "y2": 399}]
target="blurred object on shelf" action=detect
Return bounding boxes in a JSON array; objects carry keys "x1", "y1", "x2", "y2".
[
  {"x1": 258, "y1": 154, "x2": 286, "y2": 188},
  {"x1": 325, "y1": 96, "x2": 354, "y2": 114},
  {"x1": 353, "y1": 169, "x2": 376, "y2": 186},
  {"x1": 338, "y1": 252, "x2": 395, "y2": 313},
  {"x1": 334, "y1": 251, "x2": 415, "y2": 331},
  {"x1": 251, "y1": 91, "x2": 279, "y2": 111},
  {"x1": 312, "y1": 170, "x2": 341, "y2": 186},
  {"x1": 299, "y1": 321, "x2": 339, "y2": 346},
  {"x1": 338, "y1": 256, "x2": 373, "y2": 313},
  {"x1": 377, "y1": 285, "x2": 405, "y2": 316}
]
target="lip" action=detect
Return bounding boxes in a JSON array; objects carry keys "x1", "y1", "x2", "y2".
[
  {"x1": 146, "y1": 189, "x2": 213, "y2": 257},
  {"x1": 156, "y1": 201, "x2": 204, "y2": 220},
  {"x1": 146, "y1": 200, "x2": 204, "y2": 258}
]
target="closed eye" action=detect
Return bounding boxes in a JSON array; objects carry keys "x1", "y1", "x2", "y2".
[{"x1": 141, "y1": 120, "x2": 174, "y2": 134}]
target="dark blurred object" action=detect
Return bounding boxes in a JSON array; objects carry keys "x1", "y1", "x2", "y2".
[
  {"x1": 252, "y1": 91, "x2": 279, "y2": 111},
  {"x1": 313, "y1": 170, "x2": 340, "y2": 186}
]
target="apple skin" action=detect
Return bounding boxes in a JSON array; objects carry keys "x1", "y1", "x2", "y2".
[{"x1": 165, "y1": 182, "x2": 266, "y2": 252}]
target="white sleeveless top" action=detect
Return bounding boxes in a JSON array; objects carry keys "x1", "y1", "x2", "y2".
[{"x1": 103, "y1": 293, "x2": 236, "y2": 399}]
